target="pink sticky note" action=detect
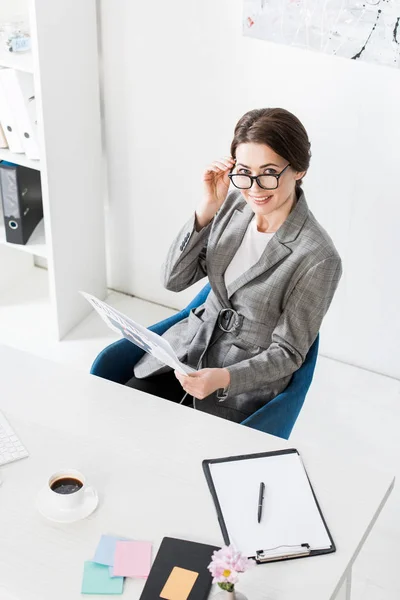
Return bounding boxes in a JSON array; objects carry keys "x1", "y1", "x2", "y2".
[{"x1": 113, "y1": 541, "x2": 152, "y2": 578}]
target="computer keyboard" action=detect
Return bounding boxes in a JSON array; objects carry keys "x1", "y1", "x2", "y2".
[{"x1": 0, "y1": 411, "x2": 29, "y2": 466}]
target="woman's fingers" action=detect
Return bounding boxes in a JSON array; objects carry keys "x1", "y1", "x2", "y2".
[
  {"x1": 206, "y1": 157, "x2": 236, "y2": 173},
  {"x1": 205, "y1": 164, "x2": 226, "y2": 175},
  {"x1": 174, "y1": 370, "x2": 189, "y2": 390},
  {"x1": 213, "y1": 160, "x2": 231, "y2": 171},
  {"x1": 224, "y1": 156, "x2": 236, "y2": 169},
  {"x1": 174, "y1": 370, "x2": 183, "y2": 382}
]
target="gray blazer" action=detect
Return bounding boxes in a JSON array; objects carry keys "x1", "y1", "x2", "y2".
[{"x1": 134, "y1": 189, "x2": 342, "y2": 422}]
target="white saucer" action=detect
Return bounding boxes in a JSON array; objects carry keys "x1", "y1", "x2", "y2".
[{"x1": 36, "y1": 486, "x2": 99, "y2": 523}]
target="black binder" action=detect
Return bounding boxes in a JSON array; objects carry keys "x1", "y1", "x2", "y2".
[
  {"x1": 0, "y1": 161, "x2": 43, "y2": 245},
  {"x1": 203, "y1": 448, "x2": 335, "y2": 564},
  {"x1": 139, "y1": 537, "x2": 220, "y2": 600}
]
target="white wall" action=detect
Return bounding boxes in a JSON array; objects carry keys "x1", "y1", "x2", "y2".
[
  {"x1": 0, "y1": 0, "x2": 28, "y2": 20},
  {"x1": 99, "y1": 0, "x2": 400, "y2": 380}
]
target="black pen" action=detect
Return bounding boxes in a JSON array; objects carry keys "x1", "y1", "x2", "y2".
[{"x1": 257, "y1": 482, "x2": 265, "y2": 523}]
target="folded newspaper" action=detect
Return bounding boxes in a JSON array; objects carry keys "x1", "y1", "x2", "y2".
[{"x1": 81, "y1": 292, "x2": 195, "y2": 375}]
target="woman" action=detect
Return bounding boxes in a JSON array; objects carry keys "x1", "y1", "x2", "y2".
[{"x1": 127, "y1": 108, "x2": 342, "y2": 423}]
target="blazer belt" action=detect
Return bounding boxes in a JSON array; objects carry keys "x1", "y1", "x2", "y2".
[
  {"x1": 207, "y1": 295, "x2": 271, "y2": 347},
  {"x1": 217, "y1": 307, "x2": 243, "y2": 332}
]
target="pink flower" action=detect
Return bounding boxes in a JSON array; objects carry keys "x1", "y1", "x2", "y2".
[{"x1": 208, "y1": 545, "x2": 255, "y2": 587}]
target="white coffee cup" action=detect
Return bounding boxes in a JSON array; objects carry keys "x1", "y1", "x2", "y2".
[{"x1": 47, "y1": 469, "x2": 88, "y2": 511}]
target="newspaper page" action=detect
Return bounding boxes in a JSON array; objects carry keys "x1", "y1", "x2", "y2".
[{"x1": 81, "y1": 292, "x2": 195, "y2": 375}]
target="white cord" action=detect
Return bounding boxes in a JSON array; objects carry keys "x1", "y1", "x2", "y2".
[{"x1": 179, "y1": 391, "x2": 188, "y2": 404}]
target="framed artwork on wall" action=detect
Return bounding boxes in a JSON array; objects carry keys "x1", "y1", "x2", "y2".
[{"x1": 243, "y1": 0, "x2": 400, "y2": 69}]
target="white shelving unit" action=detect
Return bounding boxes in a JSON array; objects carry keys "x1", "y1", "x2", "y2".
[
  {"x1": 0, "y1": 44, "x2": 33, "y2": 73},
  {"x1": 0, "y1": 216, "x2": 46, "y2": 257},
  {"x1": 0, "y1": 147, "x2": 40, "y2": 170},
  {"x1": 0, "y1": 0, "x2": 107, "y2": 348}
]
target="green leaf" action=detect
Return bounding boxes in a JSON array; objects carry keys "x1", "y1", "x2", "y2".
[{"x1": 218, "y1": 582, "x2": 235, "y2": 592}]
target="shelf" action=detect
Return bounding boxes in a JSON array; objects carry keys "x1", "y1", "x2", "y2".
[
  {"x1": 0, "y1": 0, "x2": 108, "y2": 345},
  {"x1": 0, "y1": 218, "x2": 47, "y2": 258},
  {"x1": 0, "y1": 47, "x2": 33, "y2": 73},
  {"x1": 0, "y1": 148, "x2": 41, "y2": 170}
]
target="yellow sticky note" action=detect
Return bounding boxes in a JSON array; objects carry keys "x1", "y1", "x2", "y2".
[{"x1": 160, "y1": 566, "x2": 199, "y2": 600}]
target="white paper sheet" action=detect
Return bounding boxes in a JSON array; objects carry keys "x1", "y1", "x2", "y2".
[
  {"x1": 209, "y1": 452, "x2": 331, "y2": 558},
  {"x1": 81, "y1": 292, "x2": 195, "y2": 375}
]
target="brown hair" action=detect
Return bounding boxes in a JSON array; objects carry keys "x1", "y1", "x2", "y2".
[{"x1": 230, "y1": 108, "x2": 311, "y2": 188}]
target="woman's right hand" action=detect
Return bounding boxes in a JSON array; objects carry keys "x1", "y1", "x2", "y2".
[{"x1": 195, "y1": 156, "x2": 236, "y2": 230}]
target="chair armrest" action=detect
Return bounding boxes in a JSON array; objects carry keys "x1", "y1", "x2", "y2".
[
  {"x1": 90, "y1": 310, "x2": 192, "y2": 383},
  {"x1": 90, "y1": 282, "x2": 212, "y2": 384},
  {"x1": 90, "y1": 338, "x2": 145, "y2": 384}
]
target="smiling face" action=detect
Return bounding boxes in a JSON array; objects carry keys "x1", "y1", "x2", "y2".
[{"x1": 233, "y1": 143, "x2": 305, "y2": 229}]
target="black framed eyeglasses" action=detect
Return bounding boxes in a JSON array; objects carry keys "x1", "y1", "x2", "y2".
[{"x1": 228, "y1": 163, "x2": 291, "y2": 190}]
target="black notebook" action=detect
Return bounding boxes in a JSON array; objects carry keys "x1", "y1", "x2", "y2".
[{"x1": 139, "y1": 537, "x2": 220, "y2": 600}]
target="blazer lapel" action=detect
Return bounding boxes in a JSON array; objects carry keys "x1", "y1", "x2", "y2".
[
  {"x1": 226, "y1": 191, "x2": 310, "y2": 299},
  {"x1": 226, "y1": 235, "x2": 290, "y2": 299}
]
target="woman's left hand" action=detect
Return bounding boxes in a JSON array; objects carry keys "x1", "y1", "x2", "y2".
[{"x1": 174, "y1": 368, "x2": 230, "y2": 400}]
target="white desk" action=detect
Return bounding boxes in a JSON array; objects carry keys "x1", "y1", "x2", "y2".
[{"x1": 0, "y1": 345, "x2": 394, "y2": 600}]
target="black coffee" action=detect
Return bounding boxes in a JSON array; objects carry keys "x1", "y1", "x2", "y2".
[{"x1": 50, "y1": 477, "x2": 83, "y2": 495}]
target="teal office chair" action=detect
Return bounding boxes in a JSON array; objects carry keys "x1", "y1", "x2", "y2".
[{"x1": 90, "y1": 283, "x2": 319, "y2": 439}]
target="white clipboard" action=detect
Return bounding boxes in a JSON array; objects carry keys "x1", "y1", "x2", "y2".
[{"x1": 203, "y1": 448, "x2": 335, "y2": 563}]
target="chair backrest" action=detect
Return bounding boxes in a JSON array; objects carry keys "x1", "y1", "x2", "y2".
[
  {"x1": 241, "y1": 334, "x2": 319, "y2": 439},
  {"x1": 183, "y1": 283, "x2": 212, "y2": 313},
  {"x1": 149, "y1": 283, "x2": 211, "y2": 337},
  {"x1": 90, "y1": 281, "x2": 318, "y2": 438}
]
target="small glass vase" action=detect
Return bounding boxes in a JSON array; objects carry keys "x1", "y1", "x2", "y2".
[{"x1": 214, "y1": 589, "x2": 248, "y2": 600}]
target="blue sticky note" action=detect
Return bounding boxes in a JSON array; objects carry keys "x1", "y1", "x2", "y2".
[
  {"x1": 81, "y1": 561, "x2": 124, "y2": 595},
  {"x1": 93, "y1": 535, "x2": 128, "y2": 567}
]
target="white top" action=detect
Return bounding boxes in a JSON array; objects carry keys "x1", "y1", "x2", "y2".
[
  {"x1": 224, "y1": 217, "x2": 275, "y2": 288},
  {"x1": 0, "y1": 344, "x2": 395, "y2": 600}
]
